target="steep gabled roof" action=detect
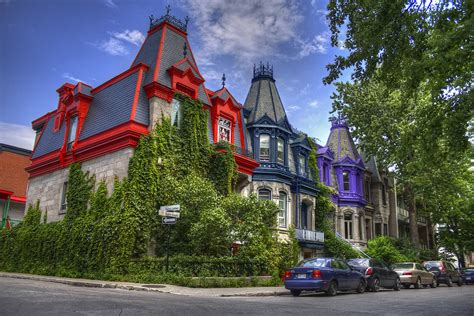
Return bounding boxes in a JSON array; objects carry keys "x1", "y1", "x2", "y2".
[
  {"x1": 361, "y1": 151, "x2": 382, "y2": 182},
  {"x1": 132, "y1": 22, "x2": 210, "y2": 106},
  {"x1": 325, "y1": 117, "x2": 362, "y2": 163},
  {"x1": 243, "y1": 64, "x2": 287, "y2": 126}
]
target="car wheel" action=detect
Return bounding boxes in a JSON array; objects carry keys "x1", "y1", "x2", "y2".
[
  {"x1": 447, "y1": 278, "x2": 453, "y2": 287},
  {"x1": 356, "y1": 279, "x2": 366, "y2": 294},
  {"x1": 457, "y1": 278, "x2": 463, "y2": 287},
  {"x1": 414, "y1": 277, "x2": 422, "y2": 289},
  {"x1": 403, "y1": 284, "x2": 411, "y2": 289},
  {"x1": 371, "y1": 277, "x2": 380, "y2": 292},
  {"x1": 393, "y1": 278, "x2": 401, "y2": 291},
  {"x1": 290, "y1": 290, "x2": 301, "y2": 297},
  {"x1": 430, "y1": 278, "x2": 437, "y2": 288},
  {"x1": 326, "y1": 280, "x2": 338, "y2": 296}
]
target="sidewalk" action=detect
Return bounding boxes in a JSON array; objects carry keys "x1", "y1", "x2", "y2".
[{"x1": 0, "y1": 272, "x2": 288, "y2": 297}]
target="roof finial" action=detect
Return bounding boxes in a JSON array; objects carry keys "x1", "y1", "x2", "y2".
[
  {"x1": 183, "y1": 41, "x2": 187, "y2": 57},
  {"x1": 149, "y1": 14, "x2": 155, "y2": 28},
  {"x1": 165, "y1": 4, "x2": 171, "y2": 15},
  {"x1": 185, "y1": 16, "x2": 189, "y2": 28},
  {"x1": 222, "y1": 73, "x2": 226, "y2": 88}
]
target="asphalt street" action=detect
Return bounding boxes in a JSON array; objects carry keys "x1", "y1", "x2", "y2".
[{"x1": 0, "y1": 277, "x2": 473, "y2": 316}]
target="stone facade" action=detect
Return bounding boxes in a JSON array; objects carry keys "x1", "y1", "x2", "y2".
[{"x1": 26, "y1": 147, "x2": 133, "y2": 222}]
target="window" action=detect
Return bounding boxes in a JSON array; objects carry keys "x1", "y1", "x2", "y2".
[
  {"x1": 277, "y1": 138, "x2": 284, "y2": 164},
  {"x1": 258, "y1": 188, "x2": 271, "y2": 201},
  {"x1": 382, "y1": 184, "x2": 387, "y2": 205},
  {"x1": 278, "y1": 192, "x2": 287, "y2": 227},
  {"x1": 171, "y1": 99, "x2": 181, "y2": 127},
  {"x1": 375, "y1": 223, "x2": 382, "y2": 236},
  {"x1": 60, "y1": 182, "x2": 68, "y2": 212},
  {"x1": 322, "y1": 164, "x2": 328, "y2": 184},
  {"x1": 299, "y1": 155, "x2": 306, "y2": 176},
  {"x1": 383, "y1": 223, "x2": 388, "y2": 236},
  {"x1": 365, "y1": 180, "x2": 371, "y2": 202},
  {"x1": 67, "y1": 116, "x2": 78, "y2": 151},
  {"x1": 343, "y1": 171, "x2": 350, "y2": 191},
  {"x1": 259, "y1": 134, "x2": 270, "y2": 162},
  {"x1": 344, "y1": 212, "x2": 353, "y2": 239},
  {"x1": 218, "y1": 117, "x2": 231, "y2": 142}
]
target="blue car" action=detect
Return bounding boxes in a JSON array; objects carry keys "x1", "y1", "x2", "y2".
[
  {"x1": 284, "y1": 257, "x2": 367, "y2": 296},
  {"x1": 463, "y1": 268, "x2": 474, "y2": 284}
]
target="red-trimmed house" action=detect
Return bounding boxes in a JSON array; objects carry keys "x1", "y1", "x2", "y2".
[
  {"x1": 26, "y1": 10, "x2": 258, "y2": 223},
  {"x1": 0, "y1": 143, "x2": 32, "y2": 228}
]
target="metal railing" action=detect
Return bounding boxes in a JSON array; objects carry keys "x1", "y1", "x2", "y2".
[
  {"x1": 397, "y1": 207, "x2": 428, "y2": 224},
  {"x1": 296, "y1": 229, "x2": 325, "y2": 243},
  {"x1": 335, "y1": 232, "x2": 371, "y2": 258}
]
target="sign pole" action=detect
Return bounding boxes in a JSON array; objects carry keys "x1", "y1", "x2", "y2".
[{"x1": 166, "y1": 224, "x2": 171, "y2": 273}]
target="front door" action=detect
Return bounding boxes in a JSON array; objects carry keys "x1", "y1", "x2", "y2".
[{"x1": 301, "y1": 203, "x2": 308, "y2": 229}]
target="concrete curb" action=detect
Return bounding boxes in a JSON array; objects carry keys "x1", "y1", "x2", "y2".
[{"x1": 0, "y1": 272, "x2": 288, "y2": 297}]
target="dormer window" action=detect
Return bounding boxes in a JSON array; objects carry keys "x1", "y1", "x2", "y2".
[
  {"x1": 218, "y1": 117, "x2": 231, "y2": 142},
  {"x1": 259, "y1": 134, "x2": 270, "y2": 162},
  {"x1": 66, "y1": 116, "x2": 78, "y2": 151},
  {"x1": 277, "y1": 138, "x2": 284, "y2": 164},
  {"x1": 299, "y1": 154, "x2": 306, "y2": 176},
  {"x1": 343, "y1": 171, "x2": 350, "y2": 191},
  {"x1": 171, "y1": 99, "x2": 182, "y2": 127}
]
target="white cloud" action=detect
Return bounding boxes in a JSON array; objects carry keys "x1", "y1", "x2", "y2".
[
  {"x1": 62, "y1": 73, "x2": 85, "y2": 84},
  {"x1": 104, "y1": 0, "x2": 117, "y2": 8},
  {"x1": 180, "y1": 0, "x2": 303, "y2": 63},
  {"x1": 0, "y1": 122, "x2": 35, "y2": 150},
  {"x1": 99, "y1": 38, "x2": 128, "y2": 56},
  {"x1": 286, "y1": 105, "x2": 301, "y2": 113},
  {"x1": 309, "y1": 99, "x2": 319, "y2": 108},
  {"x1": 297, "y1": 31, "x2": 330, "y2": 57},
  {"x1": 111, "y1": 30, "x2": 145, "y2": 46}
]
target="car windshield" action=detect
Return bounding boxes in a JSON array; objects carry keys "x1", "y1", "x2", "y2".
[
  {"x1": 424, "y1": 261, "x2": 441, "y2": 269},
  {"x1": 297, "y1": 258, "x2": 329, "y2": 268},
  {"x1": 392, "y1": 263, "x2": 414, "y2": 270},
  {"x1": 347, "y1": 259, "x2": 369, "y2": 267}
]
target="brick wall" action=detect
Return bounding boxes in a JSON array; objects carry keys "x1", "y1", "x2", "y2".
[{"x1": 0, "y1": 150, "x2": 31, "y2": 197}]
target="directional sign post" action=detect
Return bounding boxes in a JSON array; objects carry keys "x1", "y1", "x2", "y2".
[
  {"x1": 162, "y1": 217, "x2": 177, "y2": 225},
  {"x1": 158, "y1": 205, "x2": 180, "y2": 273}
]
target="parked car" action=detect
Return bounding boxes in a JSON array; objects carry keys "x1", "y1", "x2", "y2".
[
  {"x1": 284, "y1": 257, "x2": 366, "y2": 296},
  {"x1": 391, "y1": 262, "x2": 437, "y2": 289},
  {"x1": 347, "y1": 258, "x2": 401, "y2": 292},
  {"x1": 423, "y1": 260, "x2": 463, "y2": 287},
  {"x1": 463, "y1": 268, "x2": 474, "y2": 285}
]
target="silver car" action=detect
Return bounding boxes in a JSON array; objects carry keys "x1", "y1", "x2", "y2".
[{"x1": 392, "y1": 262, "x2": 437, "y2": 289}]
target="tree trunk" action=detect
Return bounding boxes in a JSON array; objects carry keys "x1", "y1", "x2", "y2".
[{"x1": 405, "y1": 185, "x2": 420, "y2": 248}]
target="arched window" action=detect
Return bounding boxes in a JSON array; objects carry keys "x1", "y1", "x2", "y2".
[
  {"x1": 277, "y1": 138, "x2": 285, "y2": 164},
  {"x1": 218, "y1": 117, "x2": 231, "y2": 142},
  {"x1": 259, "y1": 134, "x2": 270, "y2": 162},
  {"x1": 66, "y1": 116, "x2": 78, "y2": 151},
  {"x1": 258, "y1": 188, "x2": 271, "y2": 201},
  {"x1": 171, "y1": 99, "x2": 181, "y2": 127},
  {"x1": 343, "y1": 171, "x2": 350, "y2": 191},
  {"x1": 344, "y1": 212, "x2": 353, "y2": 239},
  {"x1": 278, "y1": 192, "x2": 287, "y2": 227},
  {"x1": 323, "y1": 163, "x2": 329, "y2": 184}
]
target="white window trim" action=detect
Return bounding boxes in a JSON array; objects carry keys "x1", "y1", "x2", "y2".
[
  {"x1": 218, "y1": 117, "x2": 232, "y2": 142},
  {"x1": 278, "y1": 192, "x2": 287, "y2": 228}
]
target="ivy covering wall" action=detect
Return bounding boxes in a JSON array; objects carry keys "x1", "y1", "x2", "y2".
[{"x1": 0, "y1": 94, "x2": 299, "y2": 279}]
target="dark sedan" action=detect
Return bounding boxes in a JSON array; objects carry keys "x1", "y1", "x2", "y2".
[
  {"x1": 463, "y1": 268, "x2": 474, "y2": 284},
  {"x1": 284, "y1": 257, "x2": 366, "y2": 296},
  {"x1": 347, "y1": 258, "x2": 401, "y2": 292}
]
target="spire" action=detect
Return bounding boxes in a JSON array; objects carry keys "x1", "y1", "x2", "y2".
[
  {"x1": 222, "y1": 73, "x2": 226, "y2": 88},
  {"x1": 326, "y1": 114, "x2": 361, "y2": 162},
  {"x1": 244, "y1": 63, "x2": 287, "y2": 125},
  {"x1": 149, "y1": 5, "x2": 189, "y2": 33},
  {"x1": 329, "y1": 111, "x2": 348, "y2": 130}
]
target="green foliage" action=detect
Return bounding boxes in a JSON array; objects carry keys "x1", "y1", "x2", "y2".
[
  {"x1": 366, "y1": 236, "x2": 411, "y2": 265},
  {"x1": 210, "y1": 141, "x2": 238, "y2": 195},
  {"x1": 275, "y1": 226, "x2": 300, "y2": 275},
  {"x1": 324, "y1": 230, "x2": 361, "y2": 259},
  {"x1": 65, "y1": 163, "x2": 94, "y2": 221}
]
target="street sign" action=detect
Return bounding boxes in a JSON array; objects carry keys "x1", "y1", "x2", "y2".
[
  {"x1": 162, "y1": 217, "x2": 177, "y2": 225},
  {"x1": 159, "y1": 210, "x2": 180, "y2": 218},
  {"x1": 160, "y1": 204, "x2": 180, "y2": 212},
  {"x1": 159, "y1": 205, "x2": 181, "y2": 218}
]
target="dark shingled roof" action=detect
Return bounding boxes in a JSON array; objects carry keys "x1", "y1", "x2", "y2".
[
  {"x1": 326, "y1": 125, "x2": 361, "y2": 162},
  {"x1": 361, "y1": 151, "x2": 382, "y2": 182},
  {"x1": 32, "y1": 117, "x2": 66, "y2": 159},
  {"x1": 243, "y1": 77, "x2": 287, "y2": 125},
  {"x1": 132, "y1": 27, "x2": 210, "y2": 106},
  {"x1": 79, "y1": 71, "x2": 144, "y2": 141}
]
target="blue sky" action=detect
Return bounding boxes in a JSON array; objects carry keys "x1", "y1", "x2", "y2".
[{"x1": 0, "y1": 0, "x2": 348, "y2": 150}]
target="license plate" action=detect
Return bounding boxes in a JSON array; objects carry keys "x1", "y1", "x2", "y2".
[
  {"x1": 467, "y1": 277, "x2": 471, "y2": 280},
  {"x1": 297, "y1": 274, "x2": 306, "y2": 279}
]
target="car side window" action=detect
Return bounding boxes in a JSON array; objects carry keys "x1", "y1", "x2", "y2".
[
  {"x1": 331, "y1": 260, "x2": 340, "y2": 269},
  {"x1": 415, "y1": 264, "x2": 423, "y2": 270},
  {"x1": 339, "y1": 261, "x2": 351, "y2": 270}
]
